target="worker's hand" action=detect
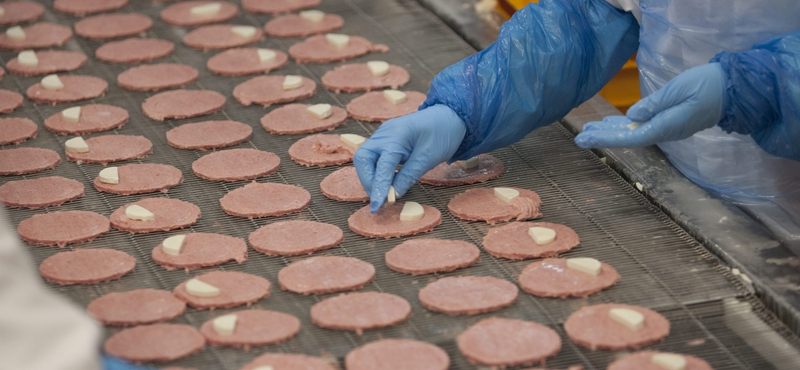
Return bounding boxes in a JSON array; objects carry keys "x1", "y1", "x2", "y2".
[
  {"x1": 103, "y1": 356, "x2": 155, "y2": 370},
  {"x1": 354, "y1": 104, "x2": 466, "y2": 213},
  {"x1": 575, "y1": 63, "x2": 728, "y2": 149}
]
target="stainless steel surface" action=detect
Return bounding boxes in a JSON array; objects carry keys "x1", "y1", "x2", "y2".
[{"x1": 1, "y1": 0, "x2": 800, "y2": 369}]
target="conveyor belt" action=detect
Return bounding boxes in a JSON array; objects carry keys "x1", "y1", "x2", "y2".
[{"x1": 1, "y1": 0, "x2": 800, "y2": 369}]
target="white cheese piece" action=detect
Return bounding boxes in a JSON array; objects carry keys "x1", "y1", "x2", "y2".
[
  {"x1": 212, "y1": 314, "x2": 237, "y2": 336},
  {"x1": 652, "y1": 353, "x2": 687, "y2": 370},
  {"x1": 0, "y1": 6, "x2": 5, "y2": 17},
  {"x1": 162, "y1": 235, "x2": 186, "y2": 256},
  {"x1": 627, "y1": 121, "x2": 644, "y2": 130},
  {"x1": 457, "y1": 156, "x2": 479, "y2": 169},
  {"x1": 41, "y1": 74, "x2": 64, "y2": 91},
  {"x1": 609, "y1": 308, "x2": 645, "y2": 331},
  {"x1": 231, "y1": 26, "x2": 257, "y2": 39},
  {"x1": 528, "y1": 226, "x2": 556, "y2": 245},
  {"x1": 386, "y1": 186, "x2": 398, "y2": 206},
  {"x1": 325, "y1": 33, "x2": 349, "y2": 49},
  {"x1": 307, "y1": 103, "x2": 332, "y2": 120},
  {"x1": 282, "y1": 75, "x2": 303, "y2": 90},
  {"x1": 6, "y1": 26, "x2": 25, "y2": 41},
  {"x1": 190, "y1": 2, "x2": 221, "y2": 16},
  {"x1": 383, "y1": 89, "x2": 407, "y2": 105},
  {"x1": 98, "y1": 167, "x2": 119, "y2": 184},
  {"x1": 125, "y1": 205, "x2": 155, "y2": 221},
  {"x1": 62, "y1": 106, "x2": 81, "y2": 122},
  {"x1": 64, "y1": 137, "x2": 89, "y2": 153},
  {"x1": 493, "y1": 187, "x2": 519, "y2": 203},
  {"x1": 185, "y1": 278, "x2": 220, "y2": 298},
  {"x1": 18, "y1": 50, "x2": 38, "y2": 66},
  {"x1": 340, "y1": 133, "x2": 366, "y2": 150},
  {"x1": 566, "y1": 257, "x2": 602, "y2": 276},
  {"x1": 400, "y1": 201, "x2": 424, "y2": 221},
  {"x1": 367, "y1": 61, "x2": 390, "y2": 77},
  {"x1": 257, "y1": 48, "x2": 276, "y2": 64},
  {"x1": 299, "y1": 9, "x2": 325, "y2": 23},
  {"x1": 253, "y1": 366, "x2": 274, "y2": 370}
]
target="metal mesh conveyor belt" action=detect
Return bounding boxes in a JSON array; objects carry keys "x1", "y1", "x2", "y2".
[{"x1": 1, "y1": 0, "x2": 800, "y2": 369}]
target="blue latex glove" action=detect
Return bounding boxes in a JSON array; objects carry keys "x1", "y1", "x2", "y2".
[
  {"x1": 103, "y1": 356, "x2": 155, "y2": 370},
  {"x1": 575, "y1": 63, "x2": 728, "y2": 148},
  {"x1": 354, "y1": 104, "x2": 466, "y2": 212}
]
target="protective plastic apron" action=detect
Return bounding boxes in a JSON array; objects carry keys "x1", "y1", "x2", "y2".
[{"x1": 635, "y1": 0, "x2": 800, "y2": 250}]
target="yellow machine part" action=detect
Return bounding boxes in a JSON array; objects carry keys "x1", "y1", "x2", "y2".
[{"x1": 496, "y1": 0, "x2": 640, "y2": 112}]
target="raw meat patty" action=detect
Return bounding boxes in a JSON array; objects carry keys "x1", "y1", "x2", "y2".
[
  {"x1": 279, "y1": 256, "x2": 375, "y2": 295},
  {"x1": 0, "y1": 147, "x2": 61, "y2": 175},
  {"x1": 110, "y1": 198, "x2": 201, "y2": 233},
  {"x1": 0, "y1": 117, "x2": 37, "y2": 145},
  {"x1": 160, "y1": 1, "x2": 238, "y2": 26},
  {"x1": 346, "y1": 339, "x2": 450, "y2": 370},
  {"x1": 192, "y1": 148, "x2": 280, "y2": 181},
  {"x1": 241, "y1": 353, "x2": 335, "y2": 370},
  {"x1": 310, "y1": 292, "x2": 411, "y2": 334},
  {"x1": 289, "y1": 35, "x2": 388, "y2": 63},
  {"x1": 264, "y1": 13, "x2": 343, "y2": 37},
  {"x1": 45, "y1": 104, "x2": 129, "y2": 135},
  {"x1": 0, "y1": 22, "x2": 72, "y2": 50},
  {"x1": 0, "y1": 90, "x2": 24, "y2": 113},
  {"x1": 0, "y1": 176, "x2": 84, "y2": 209},
  {"x1": 459, "y1": 318, "x2": 561, "y2": 368},
  {"x1": 346, "y1": 91, "x2": 427, "y2": 122},
  {"x1": 233, "y1": 75, "x2": 316, "y2": 107},
  {"x1": 320, "y1": 167, "x2": 368, "y2": 202},
  {"x1": 26, "y1": 75, "x2": 108, "y2": 104},
  {"x1": 173, "y1": 270, "x2": 271, "y2": 310},
  {"x1": 183, "y1": 24, "x2": 263, "y2": 50},
  {"x1": 242, "y1": 0, "x2": 319, "y2": 14},
  {"x1": 348, "y1": 203, "x2": 442, "y2": 239},
  {"x1": 5, "y1": 50, "x2": 87, "y2": 76},
  {"x1": 93, "y1": 163, "x2": 182, "y2": 195},
  {"x1": 249, "y1": 220, "x2": 344, "y2": 256},
  {"x1": 96, "y1": 38, "x2": 174, "y2": 64},
  {"x1": 220, "y1": 182, "x2": 310, "y2": 218},
  {"x1": 40, "y1": 248, "x2": 135, "y2": 284},
  {"x1": 18, "y1": 210, "x2": 108, "y2": 246},
  {"x1": 565, "y1": 304, "x2": 670, "y2": 350},
  {"x1": 167, "y1": 120, "x2": 252, "y2": 150},
  {"x1": 421, "y1": 154, "x2": 504, "y2": 186},
  {"x1": 0, "y1": 1, "x2": 44, "y2": 26},
  {"x1": 419, "y1": 276, "x2": 518, "y2": 315},
  {"x1": 385, "y1": 238, "x2": 480, "y2": 275},
  {"x1": 54, "y1": 0, "x2": 128, "y2": 16},
  {"x1": 448, "y1": 187, "x2": 542, "y2": 224},
  {"x1": 104, "y1": 324, "x2": 205, "y2": 363},
  {"x1": 66, "y1": 134, "x2": 153, "y2": 165},
  {"x1": 87, "y1": 289, "x2": 186, "y2": 326},
  {"x1": 288, "y1": 134, "x2": 354, "y2": 167},
  {"x1": 74, "y1": 13, "x2": 153, "y2": 40},
  {"x1": 117, "y1": 63, "x2": 199, "y2": 91},
  {"x1": 199, "y1": 310, "x2": 300, "y2": 349},
  {"x1": 608, "y1": 351, "x2": 713, "y2": 370},
  {"x1": 260, "y1": 103, "x2": 347, "y2": 135},
  {"x1": 322, "y1": 64, "x2": 409, "y2": 93},
  {"x1": 207, "y1": 47, "x2": 288, "y2": 76},
  {"x1": 518, "y1": 258, "x2": 620, "y2": 298},
  {"x1": 151, "y1": 232, "x2": 248, "y2": 270},
  {"x1": 142, "y1": 89, "x2": 226, "y2": 121},
  {"x1": 482, "y1": 222, "x2": 580, "y2": 260}
]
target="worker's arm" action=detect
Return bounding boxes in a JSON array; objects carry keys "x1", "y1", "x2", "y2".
[{"x1": 355, "y1": 0, "x2": 640, "y2": 211}]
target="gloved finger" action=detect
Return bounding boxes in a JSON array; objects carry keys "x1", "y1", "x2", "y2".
[
  {"x1": 576, "y1": 120, "x2": 665, "y2": 148},
  {"x1": 369, "y1": 151, "x2": 403, "y2": 213},
  {"x1": 391, "y1": 151, "x2": 432, "y2": 197},
  {"x1": 627, "y1": 82, "x2": 691, "y2": 122},
  {"x1": 583, "y1": 116, "x2": 633, "y2": 132},
  {"x1": 353, "y1": 147, "x2": 380, "y2": 196},
  {"x1": 639, "y1": 101, "x2": 701, "y2": 141}
]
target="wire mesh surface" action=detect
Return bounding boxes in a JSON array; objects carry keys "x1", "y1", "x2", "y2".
[{"x1": 1, "y1": 0, "x2": 800, "y2": 369}]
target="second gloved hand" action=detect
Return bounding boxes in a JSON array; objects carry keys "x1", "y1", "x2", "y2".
[
  {"x1": 354, "y1": 104, "x2": 466, "y2": 213},
  {"x1": 575, "y1": 63, "x2": 729, "y2": 148}
]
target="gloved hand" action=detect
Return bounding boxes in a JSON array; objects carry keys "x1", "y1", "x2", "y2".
[
  {"x1": 103, "y1": 356, "x2": 155, "y2": 370},
  {"x1": 575, "y1": 63, "x2": 729, "y2": 148},
  {"x1": 354, "y1": 104, "x2": 466, "y2": 213}
]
